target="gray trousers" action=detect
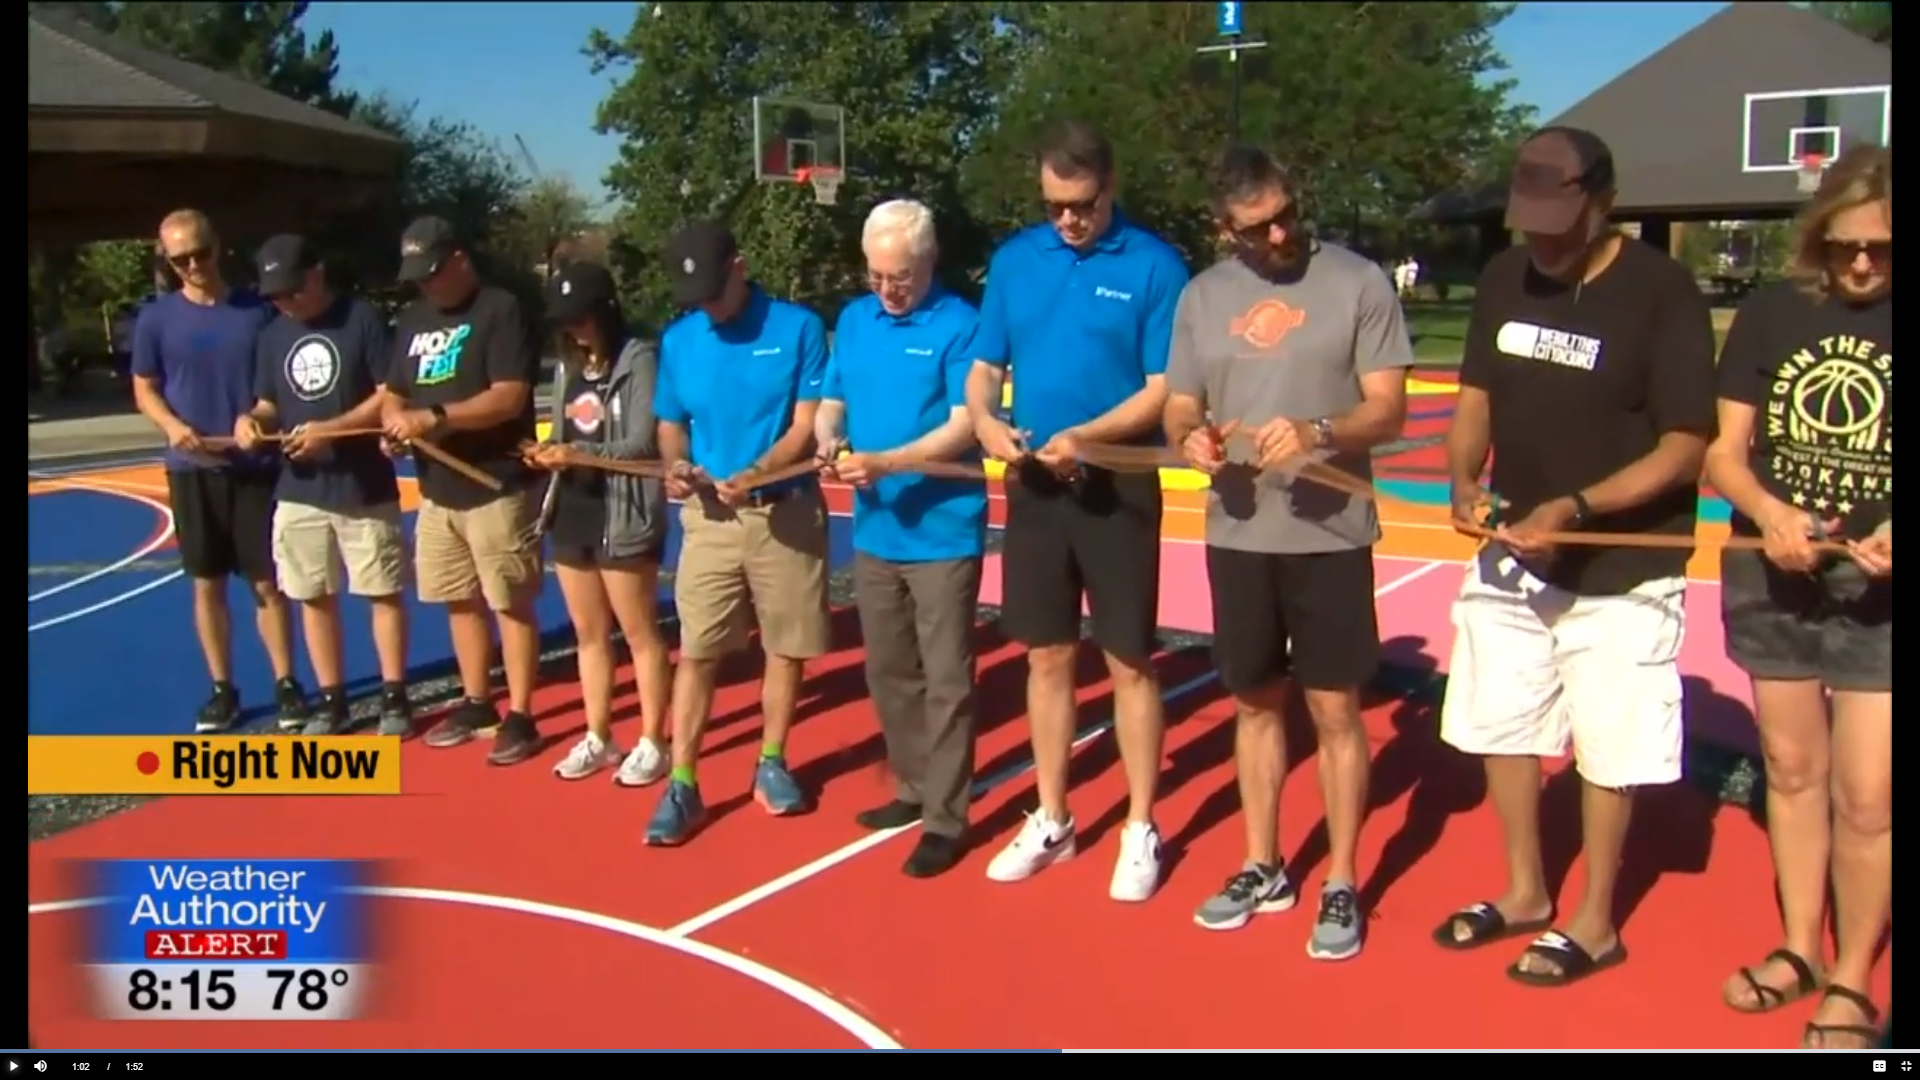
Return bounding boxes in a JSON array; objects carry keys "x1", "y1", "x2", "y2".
[{"x1": 852, "y1": 552, "x2": 982, "y2": 838}]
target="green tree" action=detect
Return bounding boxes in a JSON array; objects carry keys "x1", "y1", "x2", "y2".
[
  {"x1": 971, "y1": 2, "x2": 1530, "y2": 266},
  {"x1": 313, "y1": 94, "x2": 531, "y2": 305},
  {"x1": 1808, "y1": 1, "x2": 1891, "y2": 41},
  {"x1": 501, "y1": 176, "x2": 602, "y2": 284},
  {"x1": 588, "y1": 1, "x2": 1019, "y2": 328}
]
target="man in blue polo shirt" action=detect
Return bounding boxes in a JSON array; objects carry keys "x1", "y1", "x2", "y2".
[
  {"x1": 964, "y1": 119, "x2": 1190, "y2": 902},
  {"x1": 647, "y1": 220, "x2": 832, "y2": 847},
  {"x1": 816, "y1": 198, "x2": 987, "y2": 879}
]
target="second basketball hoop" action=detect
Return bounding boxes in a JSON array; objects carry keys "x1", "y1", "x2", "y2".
[
  {"x1": 795, "y1": 167, "x2": 843, "y2": 206},
  {"x1": 1797, "y1": 152, "x2": 1828, "y2": 195}
]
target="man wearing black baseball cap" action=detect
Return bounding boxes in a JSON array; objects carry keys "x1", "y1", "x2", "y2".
[
  {"x1": 381, "y1": 215, "x2": 548, "y2": 765},
  {"x1": 1432, "y1": 126, "x2": 1718, "y2": 987},
  {"x1": 236, "y1": 234, "x2": 414, "y2": 739},
  {"x1": 644, "y1": 220, "x2": 832, "y2": 846}
]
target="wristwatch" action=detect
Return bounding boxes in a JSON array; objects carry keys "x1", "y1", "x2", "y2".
[
  {"x1": 1566, "y1": 491, "x2": 1592, "y2": 527},
  {"x1": 1309, "y1": 417, "x2": 1334, "y2": 448},
  {"x1": 428, "y1": 404, "x2": 448, "y2": 430}
]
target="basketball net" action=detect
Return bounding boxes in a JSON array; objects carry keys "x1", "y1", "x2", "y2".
[
  {"x1": 1797, "y1": 153, "x2": 1827, "y2": 195},
  {"x1": 794, "y1": 166, "x2": 842, "y2": 206}
]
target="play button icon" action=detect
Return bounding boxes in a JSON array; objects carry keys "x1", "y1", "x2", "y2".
[{"x1": 9, "y1": 1061, "x2": 18, "y2": 1072}]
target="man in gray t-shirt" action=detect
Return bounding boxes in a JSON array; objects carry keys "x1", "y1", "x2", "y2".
[{"x1": 1163, "y1": 146, "x2": 1413, "y2": 960}]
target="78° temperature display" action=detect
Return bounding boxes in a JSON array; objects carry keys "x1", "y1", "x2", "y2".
[
  {"x1": 81, "y1": 858, "x2": 379, "y2": 1021},
  {"x1": 94, "y1": 964, "x2": 364, "y2": 1020}
]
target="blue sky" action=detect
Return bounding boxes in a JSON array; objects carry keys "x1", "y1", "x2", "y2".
[{"x1": 305, "y1": 1, "x2": 1731, "y2": 207}]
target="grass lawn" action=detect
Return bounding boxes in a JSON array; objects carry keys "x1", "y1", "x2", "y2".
[{"x1": 1406, "y1": 298, "x2": 1736, "y2": 367}]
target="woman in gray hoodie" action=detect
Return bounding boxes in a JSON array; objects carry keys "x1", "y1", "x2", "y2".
[{"x1": 525, "y1": 260, "x2": 672, "y2": 786}]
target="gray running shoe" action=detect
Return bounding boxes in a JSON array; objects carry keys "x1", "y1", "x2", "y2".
[
  {"x1": 1308, "y1": 883, "x2": 1364, "y2": 961},
  {"x1": 1193, "y1": 862, "x2": 1297, "y2": 931}
]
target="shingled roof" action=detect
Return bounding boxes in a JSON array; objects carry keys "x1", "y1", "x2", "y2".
[
  {"x1": 1424, "y1": 3, "x2": 1892, "y2": 222},
  {"x1": 28, "y1": 10, "x2": 401, "y2": 169}
]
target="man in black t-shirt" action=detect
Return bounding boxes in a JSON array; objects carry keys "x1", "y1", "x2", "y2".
[
  {"x1": 1431, "y1": 128, "x2": 1718, "y2": 988},
  {"x1": 235, "y1": 234, "x2": 414, "y2": 739},
  {"x1": 381, "y1": 217, "x2": 545, "y2": 766}
]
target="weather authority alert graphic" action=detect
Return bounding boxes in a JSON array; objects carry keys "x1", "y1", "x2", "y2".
[
  {"x1": 25, "y1": 735, "x2": 403, "y2": 796},
  {"x1": 78, "y1": 859, "x2": 381, "y2": 1020}
]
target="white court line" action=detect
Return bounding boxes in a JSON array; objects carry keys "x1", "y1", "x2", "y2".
[
  {"x1": 27, "y1": 474, "x2": 185, "y2": 633},
  {"x1": 28, "y1": 477, "x2": 178, "y2": 605},
  {"x1": 26, "y1": 887, "x2": 902, "y2": 1050},
  {"x1": 663, "y1": 557, "x2": 1451, "y2": 939}
]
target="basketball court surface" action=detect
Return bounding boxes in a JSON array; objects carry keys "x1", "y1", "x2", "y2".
[{"x1": 26, "y1": 372, "x2": 1892, "y2": 1049}]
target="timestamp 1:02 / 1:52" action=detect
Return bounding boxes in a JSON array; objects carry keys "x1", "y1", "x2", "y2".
[
  {"x1": 64, "y1": 1065, "x2": 144, "y2": 1072},
  {"x1": 89, "y1": 964, "x2": 365, "y2": 1020}
]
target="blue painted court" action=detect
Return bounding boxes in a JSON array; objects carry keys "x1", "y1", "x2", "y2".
[{"x1": 27, "y1": 454, "x2": 856, "y2": 737}]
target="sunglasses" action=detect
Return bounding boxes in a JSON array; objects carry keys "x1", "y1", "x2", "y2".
[
  {"x1": 1824, "y1": 239, "x2": 1892, "y2": 266},
  {"x1": 166, "y1": 246, "x2": 215, "y2": 269},
  {"x1": 1043, "y1": 193, "x2": 1105, "y2": 220},
  {"x1": 1225, "y1": 203, "x2": 1300, "y2": 246}
]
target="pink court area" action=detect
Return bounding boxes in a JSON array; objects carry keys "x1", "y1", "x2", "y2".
[{"x1": 979, "y1": 547, "x2": 1758, "y2": 757}]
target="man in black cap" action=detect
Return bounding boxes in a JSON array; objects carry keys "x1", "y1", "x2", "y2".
[
  {"x1": 643, "y1": 220, "x2": 832, "y2": 846},
  {"x1": 380, "y1": 216, "x2": 547, "y2": 766},
  {"x1": 233, "y1": 234, "x2": 414, "y2": 738},
  {"x1": 1432, "y1": 127, "x2": 1717, "y2": 986}
]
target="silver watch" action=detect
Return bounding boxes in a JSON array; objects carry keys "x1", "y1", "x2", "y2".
[{"x1": 1310, "y1": 417, "x2": 1334, "y2": 446}]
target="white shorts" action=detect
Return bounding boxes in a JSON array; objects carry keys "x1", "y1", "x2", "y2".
[{"x1": 1438, "y1": 544, "x2": 1687, "y2": 790}]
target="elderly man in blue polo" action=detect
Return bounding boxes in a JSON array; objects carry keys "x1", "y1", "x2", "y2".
[{"x1": 816, "y1": 198, "x2": 987, "y2": 879}]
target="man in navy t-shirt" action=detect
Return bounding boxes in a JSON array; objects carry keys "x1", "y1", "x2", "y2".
[
  {"x1": 131, "y1": 209, "x2": 309, "y2": 735},
  {"x1": 234, "y1": 234, "x2": 414, "y2": 740}
]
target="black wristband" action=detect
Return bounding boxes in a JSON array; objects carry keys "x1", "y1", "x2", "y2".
[
  {"x1": 1567, "y1": 491, "x2": 1592, "y2": 526},
  {"x1": 429, "y1": 404, "x2": 448, "y2": 428}
]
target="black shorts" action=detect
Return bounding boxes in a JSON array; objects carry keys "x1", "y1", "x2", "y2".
[
  {"x1": 1000, "y1": 463, "x2": 1161, "y2": 660},
  {"x1": 1721, "y1": 547, "x2": 1891, "y2": 692},
  {"x1": 166, "y1": 469, "x2": 276, "y2": 581},
  {"x1": 1206, "y1": 545, "x2": 1381, "y2": 694}
]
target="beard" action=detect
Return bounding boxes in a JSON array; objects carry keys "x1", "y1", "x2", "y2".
[{"x1": 1237, "y1": 238, "x2": 1309, "y2": 283}]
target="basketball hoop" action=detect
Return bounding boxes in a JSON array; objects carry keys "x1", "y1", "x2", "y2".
[
  {"x1": 795, "y1": 166, "x2": 842, "y2": 206},
  {"x1": 1796, "y1": 153, "x2": 1827, "y2": 195}
]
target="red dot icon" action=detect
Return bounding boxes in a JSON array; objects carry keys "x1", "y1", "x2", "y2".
[{"x1": 136, "y1": 752, "x2": 160, "y2": 776}]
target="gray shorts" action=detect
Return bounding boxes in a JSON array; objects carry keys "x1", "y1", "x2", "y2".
[{"x1": 1721, "y1": 547, "x2": 1891, "y2": 692}]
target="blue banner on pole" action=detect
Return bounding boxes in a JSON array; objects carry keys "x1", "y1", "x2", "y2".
[
  {"x1": 1217, "y1": 1, "x2": 1243, "y2": 36},
  {"x1": 85, "y1": 859, "x2": 377, "y2": 964}
]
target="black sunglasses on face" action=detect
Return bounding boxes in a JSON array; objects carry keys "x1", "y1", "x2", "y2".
[
  {"x1": 1825, "y1": 239, "x2": 1892, "y2": 266},
  {"x1": 1043, "y1": 193, "x2": 1105, "y2": 219},
  {"x1": 1227, "y1": 203, "x2": 1300, "y2": 246},
  {"x1": 167, "y1": 247, "x2": 214, "y2": 269}
]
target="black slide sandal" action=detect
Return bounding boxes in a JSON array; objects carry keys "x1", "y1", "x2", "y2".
[
  {"x1": 1506, "y1": 930, "x2": 1628, "y2": 988},
  {"x1": 1727, "y1": 948, "x2": 1823, "y2": 1013},
  {"x1": 1431, "y1": 901, "x2": 1554, "y2": 952},
  {"x1": 1803, "y1": 985, "x2": 1882, "y2": 1049}
]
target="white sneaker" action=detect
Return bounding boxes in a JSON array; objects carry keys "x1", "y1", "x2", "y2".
[
  {"x1": 554, "y1": 735, "x2": 622, "y2": 781},
  {"x1": 614, "y1": 737, "x2": 668, "y2": 788},
  {"x1": 1108, "y1": 821, "x2": 1163, "y2": 902},
  {"x1": 985, "y1": 810, "x2": 1077, "y2": 883}
]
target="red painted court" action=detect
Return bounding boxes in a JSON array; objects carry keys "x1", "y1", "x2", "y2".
[{"x1": 26, "y1": 607, "x2": 1890, "y2": 1050}]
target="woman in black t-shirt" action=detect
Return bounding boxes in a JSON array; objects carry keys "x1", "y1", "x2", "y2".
[
  {"x1": 1703, "y1": 145, "x2": 1892, "y2": 1049},
  {"x1": 524, "y1": 261, "x2": 673, "y2": 788}
]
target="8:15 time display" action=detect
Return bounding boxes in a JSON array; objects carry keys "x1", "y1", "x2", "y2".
[{"x1": 87, "y1": 963, "x2": 368, "y2": 1020}]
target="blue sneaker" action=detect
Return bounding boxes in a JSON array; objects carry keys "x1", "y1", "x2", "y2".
[
  {"x1": 753, "y1": 757, "x2": 810, "y2": 816},
  {"x1": 644, "y1": 780, "x2": 706, "y2": 846}
]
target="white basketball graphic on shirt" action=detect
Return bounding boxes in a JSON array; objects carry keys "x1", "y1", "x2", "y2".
[
  {"x1": 284, "y1": 334, "x2": 342, "y2": 402},
  {"x1": 1792, "y1": 358, "x2": 1885, "y2": 441}
]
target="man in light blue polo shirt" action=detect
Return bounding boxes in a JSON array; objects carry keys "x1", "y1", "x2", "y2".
[
  {"x1": 963, "y1": 119, "x2": 1190, "y2": 902},
  {"x1": 647, "y1": 220, "x2": 831, "y2": 847},
  {"x1": 816, "y1": 198, "x2": 986, "y2": 880}
]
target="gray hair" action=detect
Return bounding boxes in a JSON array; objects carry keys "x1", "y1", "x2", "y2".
[{"x1": 862, "y1": 199, "x2": 938, "y2": 260}]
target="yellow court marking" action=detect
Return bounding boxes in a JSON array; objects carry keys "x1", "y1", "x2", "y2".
[{"x1": 1407, "y1": 378, "x2": 1460, "y2": 396}]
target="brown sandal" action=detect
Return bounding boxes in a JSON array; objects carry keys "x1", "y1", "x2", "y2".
[
  {"x1": 1726, "y1": 948, "x2": 1823, "y2": 1013},
  {"x1": 1803, "y1": 985, "x2": 1882, "y2": 1049}
]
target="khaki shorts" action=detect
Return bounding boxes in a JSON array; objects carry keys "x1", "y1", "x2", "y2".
[
  {"x1": 415, "y1": 489, "x2": 544, "y2": 611},
  {"x1": 272, "y1": 501, "x2": 409, "y2": 602},
  {"x1": 675, "y1": 488, "x2": 831, "y2": 660}
]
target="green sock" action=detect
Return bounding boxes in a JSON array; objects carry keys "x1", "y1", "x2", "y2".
[
  {"x1": 670, "y1": 765, "x2": 696, "y2": 786},
  {"x1": 760, "y1": 741, "x2": 784, "y2": 761}
]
